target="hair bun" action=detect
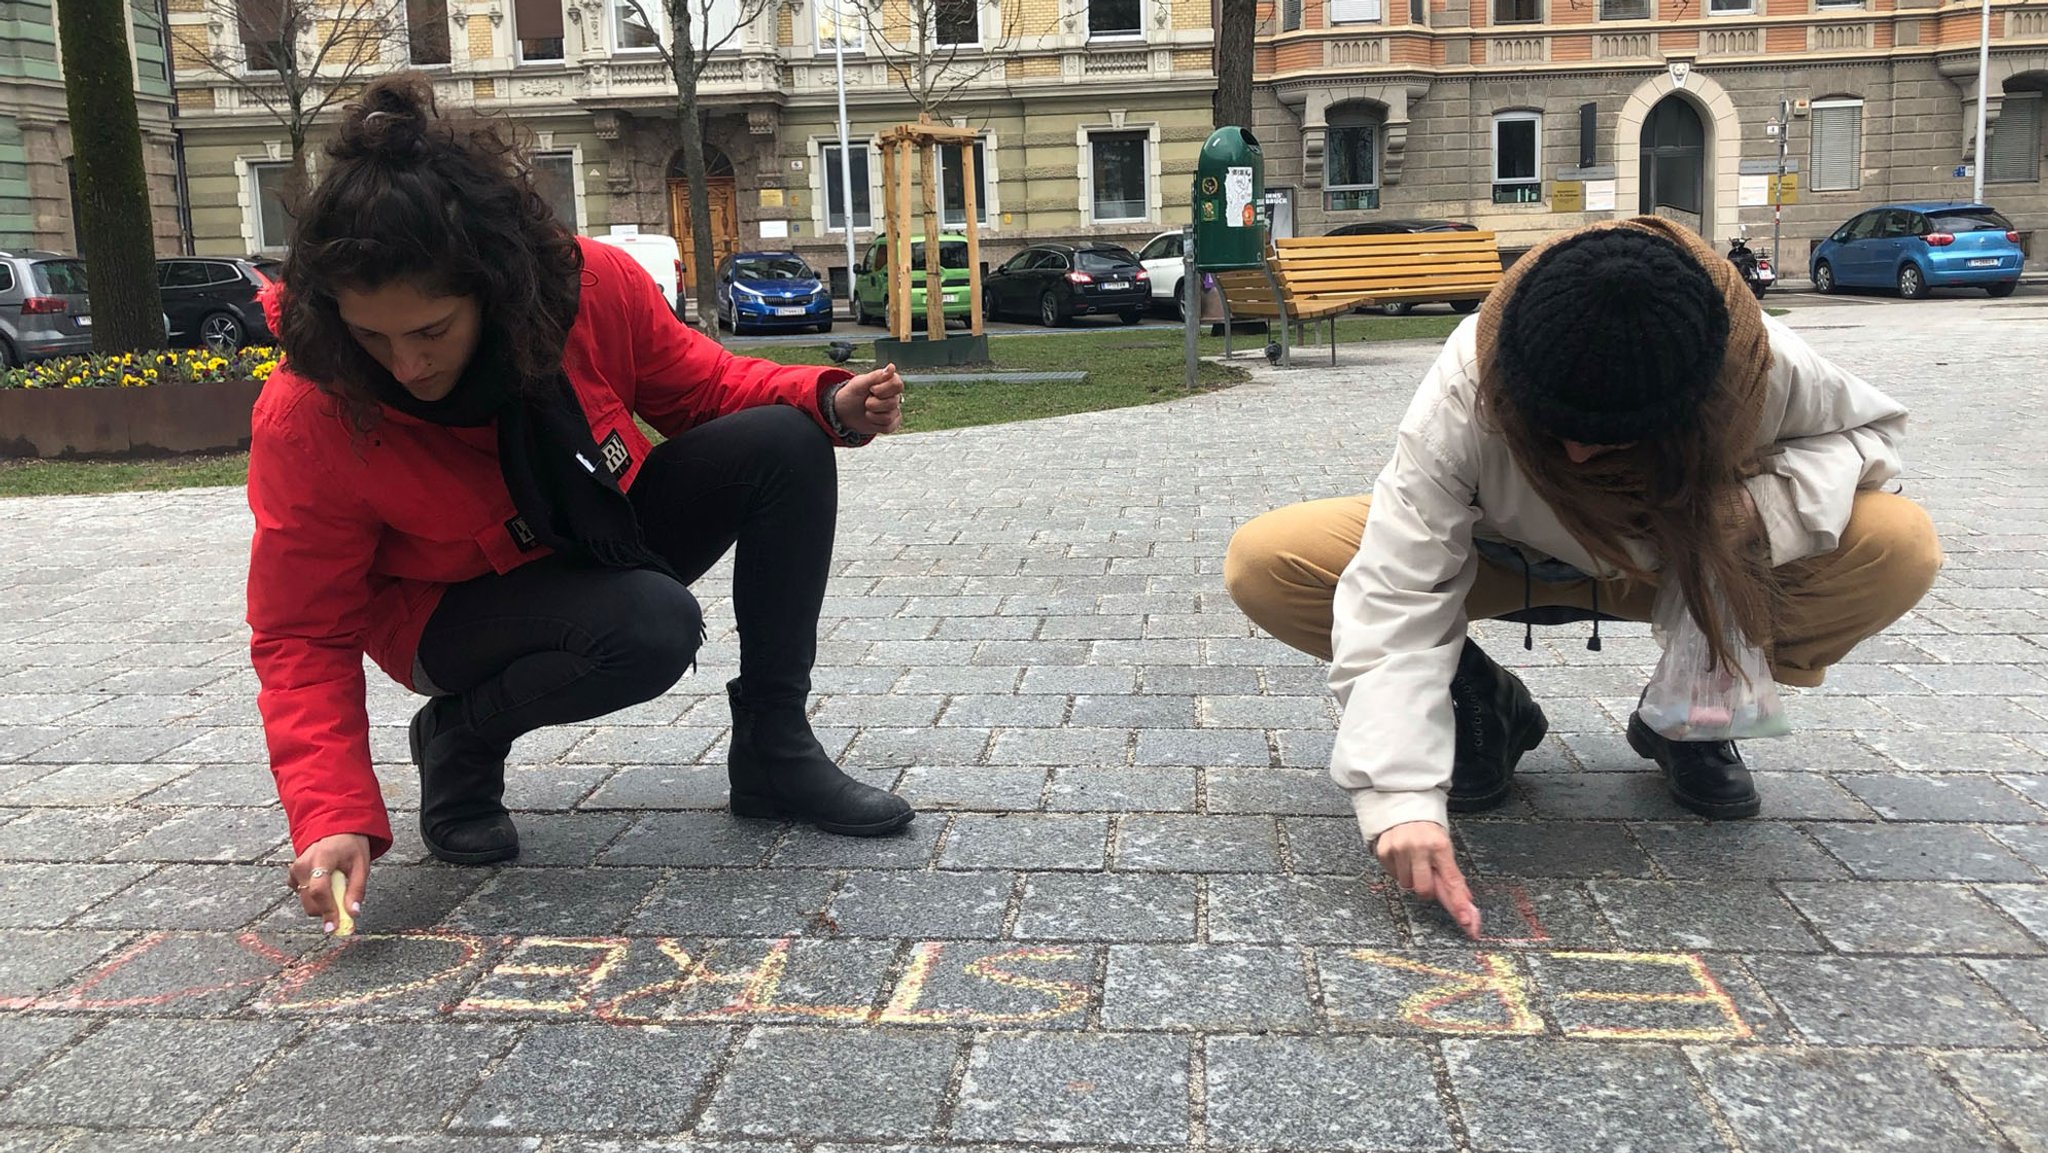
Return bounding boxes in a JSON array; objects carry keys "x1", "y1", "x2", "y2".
[{"x1": 332, "y1": 73, "x2": 438, "y2": 162}]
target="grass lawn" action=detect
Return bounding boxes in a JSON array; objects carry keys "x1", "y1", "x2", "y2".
[{"x1": 0, "y1": 312, "x2": 1463, "y2": 498}]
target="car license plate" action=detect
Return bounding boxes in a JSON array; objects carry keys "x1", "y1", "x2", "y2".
[
  {"x1": 774, "y1": 307, "x2": 806, "y2": 317},
  {"x1": 1102, "y1": 281, "x2": 1131, "y2": 291},
  {"x1": 944, "y1": 294, "x2": 962, "y2": 303},
  {"x1": 75, "y1": 315, "x2": 90, "y2": 327},
  {"x1": 1968, "y1": 258, "x2": 2000, "y2": 268}
]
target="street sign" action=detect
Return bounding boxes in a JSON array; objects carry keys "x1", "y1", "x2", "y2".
[{"x1": 1954, "y1": 164, "x2": 1975, "y2": 179}]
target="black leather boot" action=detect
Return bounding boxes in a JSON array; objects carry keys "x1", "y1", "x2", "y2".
[
  {"x1": 1447, "y1": 639, "x2": 1549, "y2": 813},
  {"x1": 410, "y1": 697, "x2": 520, "y2": 864},
  {"x1": 1626, "y1": 713, "x2": 1761, "y2": 818},
  {"x1": 726, "y1": 679, "x2": 914, "y2": 836}
]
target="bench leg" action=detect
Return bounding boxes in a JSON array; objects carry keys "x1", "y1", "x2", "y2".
[{"x1": 1328, "y1": 315, "x2": 1337, "y2": 366}]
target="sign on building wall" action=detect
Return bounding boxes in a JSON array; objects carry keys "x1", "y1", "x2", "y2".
[{"x1": 1551, "y1": 181, "x2": 1583, "y2": 212}]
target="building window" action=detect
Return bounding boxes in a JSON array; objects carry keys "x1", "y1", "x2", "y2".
[
  {"x1": 690, "y1": 0, "x2": 742, "y2": 50},
  {"x1": 1410, "y1": 0, "x2": 1425, "y2": 23},
  {"x1": 249, "y1": 161, "x2": 296, "y2": 250},
  {"x1": 816, "y1": 0, "x2": 862, "y2": 51},
  {"x1": 1281, "y1": 0, "x2": 1302, "y2": 30},
  {"x1": 1330, "y1": 0, "x2": 1383, "y2": 21},
  {"x1": 239, "y1": 0, "x2": 292, "y2": 71},
  {"x1": 131, "y1": 0, "x2": 170, "y2": 83},
  {"x1": 610, "y1": 0, "x2": 659, "y2": 50},
  {"x1": 1089, "y1": 130, "x2": 1149, "y2": 222},
  {"x1": 408, "y1": 0, "x2": 451, "y2": 64},
  {"x1": 1813, "y1": 0, "x2": 1865, "y2": 8},
  {"x1": 935, "y1": 0, "x2": 978, "y2": 45},
  {"x1": 1324, "y1": 118, "x2": 1379, "y2": 211},
  {"x1": 939, "y1": 140, "x2": 988, "y2": 226},
  {"x1": 822, "y1": 142, "x2": 872, "y2": 230},
  {"x1": 1987, "y1": 92, "x2": 2043, "y2": 184},
  {"x1": 515, "y1": 0, "x2": 564, "y2": 60},
  {"x1": 1493, "y1": 0, "x2": 1539, "y2": 23},
  {"x1": 532, "y1": 152, "x2": 579, "y2": 229},
  {"x1": 1707, "y1": 0, "x2": 1751, "y2": 12},
  {"x1": 1493, "y1": 111, "x2": 1541, "y2": 204},
  {"x1": 1810, "y1": 98, "x2": 1863, "y2": 191},
  {"x1": 1599, "y1": 0, "x2": 1651, "y2": 18},
  {"x1": 1088, "y1": 0, "x2": 1141, "y2": 37}
]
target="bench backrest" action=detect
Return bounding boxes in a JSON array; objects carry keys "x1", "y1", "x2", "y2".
[{"x1": 1273, "y1": 231, "x2": 1504, "y2": 304}]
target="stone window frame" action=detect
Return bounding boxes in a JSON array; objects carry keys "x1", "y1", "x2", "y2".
[
  {"x1": 531, "y1": 146, "x2": 586, "y2": 233},
  {"x1": 1597, "y1": 0, "x2": 1652, "y2": 20},
  {"x1": 1491, "y1": 109, "x2": 1543, "y2": 204},
  {"x1": 935, "y1": 134, "x2": 1000, "y2": 229},
  {"x1": 1079, "y1": 122, "x2": 1160, "y2": 225},
  {"x1": 1329, "y1": 0, "x2": 1384, "y2": 24},
  {"x1": 238, "y1": 154, "x2": 298, "y2": 254},
  {"x1": 1086, "y1": 0, "x2": 1145, "y2": 41},
  {"x1": 1986, "y1": 90, "x2": 2042, "y2": 185},
  {"x1": 814, "y1": 136, "x2": 881, "y2": 234},
  {"x1": 1493, "y1": 0, "x2": 1542, "y2": 25},
  {"x1": 513, "y1": 0, "x2": 567, "y2": 62},
  {"x1": 1323, "y1": 105, "x2": 1383, "y2": 212},
  {"x1": 814, "y1": 0, "x2": 864, "y2": 53},
  {"x1": 1707, "y1": 0, "x2": 1754, "y2": 15},
  {"x1": 609, "y1": 0, "x2": 662, "y2": 54}
]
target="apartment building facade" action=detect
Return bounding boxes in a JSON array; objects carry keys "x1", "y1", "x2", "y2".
[
  {"x1": 1251, "y1": 0, "x2": 2048, "y2": 267},
  {"x1": 2, "y1": 0, "x2": 185, "y2": 251},
  {"x1": 169, "y1": 0, "x2": 1221, "y2": 287}
]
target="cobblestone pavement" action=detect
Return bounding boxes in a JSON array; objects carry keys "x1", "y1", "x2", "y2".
[{"x1": 2, "y1": 294, "x2": 2047, "y2": 1151}]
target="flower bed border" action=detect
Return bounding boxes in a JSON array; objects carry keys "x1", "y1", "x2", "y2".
[{"x1": 0, "y1": 378, "x2": 266, "y2": 459}]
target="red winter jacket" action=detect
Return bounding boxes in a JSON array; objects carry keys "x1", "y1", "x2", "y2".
[{"x1": 247, "y1": 237, "x2": 856, "y2": 858}]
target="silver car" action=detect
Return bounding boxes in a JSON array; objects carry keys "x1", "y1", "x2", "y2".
[{"x1": 0, "y1": 250, "x2": 93, "y2": 366}]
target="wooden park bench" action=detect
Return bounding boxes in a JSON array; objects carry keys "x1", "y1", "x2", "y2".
[{"x1": 1214, "y1": 230, "x2": 1506, "y2": 364}]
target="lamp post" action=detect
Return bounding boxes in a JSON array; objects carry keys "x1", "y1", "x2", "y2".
[
  {"x1": 1974, "y1": 0, "x2": 1992, "y2": 203},
  {"x1": 831, "y1": 0, "x2": 858, "y2": 310}
]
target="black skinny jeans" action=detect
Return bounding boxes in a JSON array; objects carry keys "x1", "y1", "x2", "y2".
[{"x1": 412, "y1": 404, "x2": 837, "y2": 749}]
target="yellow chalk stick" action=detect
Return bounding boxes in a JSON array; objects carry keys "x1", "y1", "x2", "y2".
[{"x1": 328, "y1": 871, "x2": 354, "y2": 936}]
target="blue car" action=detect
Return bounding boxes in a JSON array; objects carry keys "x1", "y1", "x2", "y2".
[
  {"x1": 716, "y1": 252, "x2": 834, "y2": 334},
  {"x1": 1810, "y1": 203, "x2": 2024, "y2": 300}
]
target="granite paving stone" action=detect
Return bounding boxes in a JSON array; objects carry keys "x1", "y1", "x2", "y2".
[
  {"x1": 625, "y1": 870, "x2": 838, "y2": 936},
  {"x1": 1043, "y1": 766, "x2": 1197, "y2": 811},
  {"x1": 1113, "y1": 813, "x2": 1283, "y2": 872},
  {"x1": 939, "y1": 813, "x2": 1109, "y2": 870},
  {"x1": 451, "y1": 1024, "x2": 727, "y2": 1134},
  {"x1": 1204, "y1": 1034, "x2": 1451, "y2": 1152},
  {"x1": 699, "y1": 1026, "x2": 959, "y2": 1140},
  {"x1": 68, "y1": 864, "x2": 284, "y2": 930},
  {"x1": 893, "y1": 766, "x2": 1048, "y2": 811},
  {"x1": 448, "y1": 868, "x2": 662, "y2": 935},
  {"x1": 1445, "y1": 1038, "x2": 1726, "y2": 1153},
  {"x1": 1626, "y1": 821, "x2": 1848, "y2": 880},
  {"x1": 769, "y1": 816, "x2": 944, "y2": 869},
  {"x1": 1204, "y1": 766, "x2": 1353, "y2": 815},
  {"x1": 1012, "y1": 872, "x2": 1198, "y2": 942},
  {"x1": 1458, "y1": 821, "x2": 1656, "y2": 879},
  {"x1": 1697, "y1": 1049, "x2": 2008, "y2": 1153},
  {"x1": 0, "y1": 930, "x2": 130, "y2": 1001},
  {"x1": 1278, "y1": 816, "x2": 1378, "y2": 875},
  {"x1": 0, "y1": 762, "x2": 192, "y2": 805},
  {"x1": 218, "y1": 1022, "x2": 516, "y2": 1132},
  {"x1": 826, "y1": 869, "x2": 1012, "y2": 938},
  {"x1": 595, "y1": 811, "x2": 783, "y2": 867},
  {"x1": 0, "y1": 1018, "x2": 295, "y2": 1128},
  {"x1": 1941, "y1": 1049, "x2": 2048, "y2": 1153},
  {"x1": 0, "y1": 1019, "x2": 86, "y2": 1090},
  {"x1": 1207, "y1": 874, "x2": 1402, "y2": 945},
  {"x1": 951, "y1": 1032, "x2": 1189, "y2": 1146},
  {"x1": 1747, "y1": 771, "x2": 1880, "y2": 819},
  {"x1": 1980, "y1": 883, "x2": 2048, "y2": 939},
  {"x1": 1745, "y1": 954, "x2": 2041, "y2": 1046},
  {"x1": 1836, "y1": 772, "x2": 2047, "y2": 821},
  {"x1": 1589, "y1": 881, "x2": 1823, "y2": 952},
  {"x1": 1101, "y1": 944, "x2": 1313, "y2": 1030},
  {"x1": 0, "y1": 808, "x2": 158, "y2": 861},
  {"x1": 102, "y1": 808, "x2": 289, "y2": 862},
  {"x1": 1780, "y1": 881, "x2": 2044, "y2": 954},
  {"x1": 1804, "y1": 822, "x2": 2042, "y2": 881}
]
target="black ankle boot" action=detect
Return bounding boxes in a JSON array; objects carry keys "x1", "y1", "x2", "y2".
[
  {"x1": 410, "y1": 697, "x2": 519, "y2": 864},
  {"x1": 1447, "y1": 639, "x2": 1549, "y2": 813},
  {"x1": 726, "y1": 679, "x2": 914, "y2": 836},
  {"x1": 1626, "y1": 714, "x2": 1761, "y2": 818}
]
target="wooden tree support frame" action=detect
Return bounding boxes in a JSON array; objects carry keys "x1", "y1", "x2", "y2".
[{"x1": 877, "y1": 116, "x2": 985, "y2": 344}]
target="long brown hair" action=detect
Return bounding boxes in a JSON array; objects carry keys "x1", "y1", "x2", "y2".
[
  {"x1": 1474, "y1": 219, "x2": 1784, "y2": 677},
  {"x1": 274, "y1": 73, "x2": 583, "y2": 431}
]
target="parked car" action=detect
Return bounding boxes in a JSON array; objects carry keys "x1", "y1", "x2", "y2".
[
  {"x1": 984, "y1": 243, "x2": 1150, "y2": 327},
  {"x1": 716, "y1": 251, "x2": 833, "y2": 335},
  {"x1": 588, "y1": 227, "x2": 683, "y2": 313},
  {"x1": 157, "y1": 256, "x2": 275, "y2": 352},
  {"x1": 1325, "y1": 219, "x2": 1484, "y2": 316},
  {"x1": 1136, "y1": 230, "x2": 1190, "y2": 318},
  {"x1": 851, "y1": 234, "x2": 972, "y2": 327},
  {"x1": 1810, "y1": 203, "x2": 2024, "y2": 299},
  {"x1": 0, "y1": 250, "x2": 93, "y2": 367}
]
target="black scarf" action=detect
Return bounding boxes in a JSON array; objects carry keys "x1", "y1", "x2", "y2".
[{"x1": 369, "y1": 338, "x2": 675, "y2": 580}]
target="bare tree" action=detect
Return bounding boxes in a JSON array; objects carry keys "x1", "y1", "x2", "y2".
[
  {"x1": 57, "y1": 0, "x2": 167, "y2": 350},
  {"x1": 172, "y1": 0, "x2": 418, "y2": 208},
  {"x1": 617, "y1": 0, "x2": 781, "y2": 336},
  {"x1": 849, "y1": 0, "x2": 1013, "y2": 120},
  {"x1": 1214, "y1": 0, "x2": 1252, "y2": 129}
]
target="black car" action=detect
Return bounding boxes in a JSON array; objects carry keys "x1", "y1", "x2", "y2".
[
  {"x1": 156, "y1": 256, "x2": 275, "y2": 352},
  {"x1": 984, "y1": 243, "x2": 1150, "y2": 327},
  {"x1": 1326, "y1": 219, "x2": 1483, "y2": 316}
]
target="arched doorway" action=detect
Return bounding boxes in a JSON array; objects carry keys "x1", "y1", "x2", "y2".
[
  {"x1": 667, "y1": 144, "x2": 739, "y2": 293},
  {"x1": 1640, "y1": 96, "x2": 1705, "y2": 234}
]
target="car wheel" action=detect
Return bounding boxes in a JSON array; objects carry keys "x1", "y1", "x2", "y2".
[
  {"x1": 1039, "y1": 292, "x2": 1064, "y2": 328},
  {"x1": 1119, "y1": 309, "x2": 1144, "y2": 326},
  {"x1": 1450, "y1": 300, "x2": 1481, "y2": 315},
  {"x1": 983, "y1": 291, "x2": 999, "y2": 323},
  {"x1": 816, "y1": 319, "x2": 834, "y2": 333},
  {"x1": 1379, "y1": 301, "x2": 1413, "y2": 317},
  {"x1": 1171, "y1": 280, "x2": 1185, "y2": 321},
  {"x1": 852, "y1": 295, "x2": 870, "y2": 326},
  {"x1": 1988, "y1": 280, "x2": 2018, "y2": 298},
  {"x1": 1812, "y1": 262, "x2": 1836, "y2": 294},
  {"x1": 1750, "y1": 279, "x2": 1769, "y2": 301},
  {"x1": 0, "y1": 338, "x2": 18, "y2": 369},
  {"x1": 200, "y1": 312, "x2": 245, "y2": 353},
  {"x1": 1897, "y1": 263, "x2": 1928, "y2": 300}
]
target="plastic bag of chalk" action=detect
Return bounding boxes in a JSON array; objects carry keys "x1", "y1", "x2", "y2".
[{"x1": 1637, "y1": 578, "x2": 1791, "y2": 742}]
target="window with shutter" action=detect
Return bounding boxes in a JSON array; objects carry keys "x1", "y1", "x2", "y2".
[
  {"x1": 1810, "y1": 101, "x2": 1863, "y2": 192},
  {"x1": 1330, "y1": 0, "x2": 1383, "y2": 21},
  {"x1": 1987, "y1": 94, "x2": 2043, "y2": 185},
  {"x1": 1282, "y1": 0, "x2": 1302, "y2": 28}
]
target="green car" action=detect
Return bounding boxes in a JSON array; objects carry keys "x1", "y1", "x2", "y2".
[{"x1": 851, "y1": 234, "x2": 973, "y2": 327}]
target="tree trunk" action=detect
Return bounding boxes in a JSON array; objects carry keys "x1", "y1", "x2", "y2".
[
  {"x1": 669, "y1": 0, "x2": 719, "y2": 339},
  {"x1": 1213, "y1": 0, "x2": 1254, "y2": 131},
  {"x1": 56, "y1": 0, "x2": 166, "y2": 352}
]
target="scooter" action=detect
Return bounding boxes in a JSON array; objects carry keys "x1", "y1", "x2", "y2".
[{"x1": 1727, "y1": 230, "x2": 1775, "y2": 300}]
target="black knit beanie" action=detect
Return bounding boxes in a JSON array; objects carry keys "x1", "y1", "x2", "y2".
[{"x1": 1495, "y1": 227, "x2": 1731, "y2": 446}]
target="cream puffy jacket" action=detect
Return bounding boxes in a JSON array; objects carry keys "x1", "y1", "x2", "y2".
[{"x1": 1332, "y1": 314, "x2": 1909, "y2": 843}]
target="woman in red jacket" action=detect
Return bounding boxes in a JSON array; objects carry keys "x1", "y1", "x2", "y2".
[{"x1": 257, "y1": 74, "x2": 911, "y2": 931}]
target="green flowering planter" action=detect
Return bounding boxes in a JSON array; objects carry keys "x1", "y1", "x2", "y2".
[{"x1": 0, "y1": 378, "x2": 267, "y2": 459}]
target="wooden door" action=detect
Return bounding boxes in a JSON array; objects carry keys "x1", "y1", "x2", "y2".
[{"x1": 668, "y1": 177, "x2": 741, "y2": 293}]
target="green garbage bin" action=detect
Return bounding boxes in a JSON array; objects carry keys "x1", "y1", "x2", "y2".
[{"x1": 1192, "y1": 126, "x2": 1266, "y2": 271}]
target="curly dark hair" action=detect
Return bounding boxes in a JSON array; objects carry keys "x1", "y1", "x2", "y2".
[{"x1": 275, "y1": 72, "x2": 583, "y2": 430}]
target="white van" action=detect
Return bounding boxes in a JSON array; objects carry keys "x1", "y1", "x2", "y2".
[{"x1": 588, "y1": 226, "x2": 682, "y2": 314}]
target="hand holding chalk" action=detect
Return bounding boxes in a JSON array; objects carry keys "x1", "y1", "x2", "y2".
[
  {"x1": 328, "y1": 871, "x2": 355, "y2": 936},
  {"x1": 286, "y1": 833, "x2": 371, "y2": 935}
]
